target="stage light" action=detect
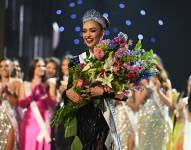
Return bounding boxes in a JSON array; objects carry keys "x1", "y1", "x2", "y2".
[
  {"x1": 112, "y1": 27, "x2": 119, "y2": 33},
  {"x1": 119, "y1": 3, "x2": 125, "y2": 9},
  {"x1": 69, "y1": 2, "x2": 76, "y2": 8},
  {"x1": 70, "y1": 13, "x2": 77, "y2": 19},
  {"x1": 76, "y1": 0, "x2": 83, "y2": 5},
  {"x1": 59, "y1": 26, "x2": 65, "y2": 32},
  {"x1": 102, "y1": 13, "x2": 109, "y2": 18},
  {"x1": 105, "y1": 30, "x2": 110, "y2": 36},
  {"x1": 56, "y1": 10, "x2": 62, "y2": 15},
  {"x1": 75, "y1": 26, "x2": 81, "y2": 32},
  {"x1": 125, "y1": 19, "x2": 132, "y2": 26},
  {"x1": 150, "y1": 37, "x2": 156, "y2": 43},
  {"x1": 74, "y1": 38, "x2": 80, "y2": 45},
  {"x1": 158, "y1": 19, "x2": 164, "y2": 26},
  {"x1": 140, "y1": 10, "x2": 146, "y2": 16},
  {"x1": 138, "y1": 34, "x2": 144, "y2": 40}
]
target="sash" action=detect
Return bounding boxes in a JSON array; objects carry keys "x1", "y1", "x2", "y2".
[
  {"x1": 30, "y1": 101, "x2": 51, "y2": 143},
  {"x1": 104, "y1": 98, "x2": 121, "y2": 150}
]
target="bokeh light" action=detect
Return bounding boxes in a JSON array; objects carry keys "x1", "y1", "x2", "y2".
[
  {"x1": 119, "y1": 3, "x2": 125, "y2": 9},
  {"x1": 56, "y1": 10, "x2": 62, "y2": 15},
  {"x1": 76, "y1": 0, "x2": 83, "y2": 5},
  {"x1": 150, "y1": 37, "x2": 156, "y2": 43},
  {"x1": 105, "y1": 30, "x2": 110, "y2": 36},
  {"x1": 70, "y1": 13, "x2": 77, "y2": 19},
  {"x1": 158, "y1": 19, "x2": 164, "y2": 26},
  {"x1": 59, "y1": 26, "x2": 65, "y2": 32},
  {"x1": 140, "y1": 10, "x2": 146, "y2": 16},
  {"x1": 125, "y1": 19, "x2": 132, "y2": 26},
  {"x1": 102, "y1": 13, "x2": 109, "y2": 18},
  {"x1": 73, "y1": 38, "x2": 80, "y2": 45},
  {"x1": 75, "y1": 26, "x2": 81, "y2": 32},
  {"x1": 69, "y1": 2, "x2": 76, "y2": 8},
  {"x1": 138, "y1": 34, "x2": 144, "y2": 40}
]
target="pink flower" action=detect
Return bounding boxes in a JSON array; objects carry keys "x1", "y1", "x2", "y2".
[
  {"x1": 79, "y1": 63, "x2": 86, "y2": 69},
  {"x1": 76, "y1": 79, "x2": 85, "y2": 88},
  {"x1": 93, "y1": 47, "x2": 105, "y2": 60},
  {"x1": 113, "y1": 65, "x2": 120, "y2": 75},
  {"x1": 126, "y1": 71, "x2": 138, "y2": 80}
]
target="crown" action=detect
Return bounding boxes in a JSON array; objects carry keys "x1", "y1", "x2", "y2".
[{"x1": 82, "y1": 9, "x2": 106, "y2": 29}]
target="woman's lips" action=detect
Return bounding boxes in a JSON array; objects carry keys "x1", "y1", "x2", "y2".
[{"x1": 86, "y1": 38, "x2": 94, "y2": 44}]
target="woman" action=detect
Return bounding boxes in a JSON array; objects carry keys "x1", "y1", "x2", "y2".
[
  {"x1": 0, "y1": 58, "x2": 20, "y2": 150},
  {"x1": 52, "y1": 57, "x2": 70, "y2": 149},
  {"x1": 173, "y1": 75, "x2": 191, "y2": 150},
  {"x1": 18, "y1": 58, "x2": 56, "y2": 150},
  {"x1": 55, "y1": 9, "x2": 118, "y2": 150},
  {"x1": 137, "y1": 56, "x2": 173, "y2": 150}
]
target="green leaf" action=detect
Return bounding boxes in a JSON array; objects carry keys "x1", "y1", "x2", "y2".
[
  {"x1": 135, "y1": 40, "x2": 142, "y2": 50},
  {"x1": 65, "y1": 117, "x2": 77, "y2": 137},
  {"x1": 71, "y1": 136, "x2": 83, "y2": 150}
]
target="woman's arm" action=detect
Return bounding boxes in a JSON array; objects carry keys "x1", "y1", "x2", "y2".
[
  {"x1": 157, "y1": 79, "x2": 173, "y2": 108},
  {"x1": 126, "y1": 79, "x2": 150, "y2": 111}
]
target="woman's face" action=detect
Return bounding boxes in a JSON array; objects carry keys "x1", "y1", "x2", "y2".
[
  {"x1": 46, "y1": 62, "x2": 57, "y2": 78},
  {"x1": 0, "y1": 60, "x2": 11, "y2": 78},
  {"x1": 34, "y1": 60, "x2": 45, "y2": 77},
  {"x1": 82, "y1": 20, "x2": 103, "y2": 50},
  {"x1": 61, "y1": 59, "x2": 70, "y2": 75}
]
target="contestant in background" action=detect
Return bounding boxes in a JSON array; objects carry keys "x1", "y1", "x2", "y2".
[
  {"x1": 0, "y1": 58, "x2": 21, "y2": 150},
  {"x1": 18, "y1": 58, "x2": 56, "y2": 150}
]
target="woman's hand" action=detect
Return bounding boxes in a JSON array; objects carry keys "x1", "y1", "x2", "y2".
[
  {"x1": 90, "y1": 86, "x2": 104, "y2": 97},
  {"x1": 59, "y1": 85, "x2": 67, "y2": 95},
  {"x1": 115, "y1": 93, "x2": 124, "y2": 100},
  {"x1": 66, "y1": 88, "x2": 82, "y2": 104}
]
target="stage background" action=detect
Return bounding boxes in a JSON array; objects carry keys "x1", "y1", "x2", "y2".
[{"x1": 0, "y1": 0, "x2": 190, "y2": 91}]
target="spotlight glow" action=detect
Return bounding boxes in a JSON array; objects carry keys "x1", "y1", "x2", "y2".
[
  {"x1": 105, "y1": 30, "x2": 110, "y2": 36},
  {"x1": 76, "y1": 0, "x2": 83, "y2": 5},
  {"x1": 119, "y1": 3, "x2": 125, "y2": 9},
  {"x1": 125, "y1": 20, "x2": 132, "y2": 26},
  {"x1": 59, "y1": 26, "x2": 65, "y2": 32},
  {"x1": 103, "y1": 13, "x2": 109, "y2": 18},
  {"x1": 158, "y1": 19, "x2": 164, "y2": 26},
  {"x1": 69, "y1": 2, "x2": 75, "y2": 8},
  {"x1": 70, "y1": 13, "x2": 77, "y2": 19},
  {"x1": 140, "y1": 10, "x2": 146, "y2": 16},
  {"x1": 74, "y1": 38, "x2": 80, "y2": 45},
  {"x1": 56, "y1": 10, "x2": 62, "y2": 15},
  {"x1": 150, "y1": 37, "x2": 156, "y2": 43},
  {"x1": 138, "y1": 34, "x2": 144, "y2": 40},
  {"x1": 75, "y1": 26, "x2": 81, "y2": 32}
]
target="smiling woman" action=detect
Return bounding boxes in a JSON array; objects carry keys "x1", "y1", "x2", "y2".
[{"x1": 53, "y1": 9, "x2": 118, "y2": 150}]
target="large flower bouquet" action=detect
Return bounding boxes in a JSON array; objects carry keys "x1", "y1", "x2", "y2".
[{"x1": 51, "y1": 32, "x2": 158, "y2": 148}]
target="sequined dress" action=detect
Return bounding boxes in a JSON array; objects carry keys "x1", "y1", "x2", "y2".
[
  {"x1": 138, "y1": 88, "x2": 168, "y2": 150},
  {"x1": 0, "y1": 101, "x2": 12, "y2": 149},
  {"x1": 115, "y1": 101, "x2": 134, "y2": 150}
]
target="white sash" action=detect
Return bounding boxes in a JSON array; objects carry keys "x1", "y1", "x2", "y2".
[{"x1": 30, "y1": 101, "x2": 51, "y2": 143}]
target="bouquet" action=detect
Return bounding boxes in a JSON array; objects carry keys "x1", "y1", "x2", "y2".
[{"x1": 51, "y1": 32, "x2": 158, "y2": 148}]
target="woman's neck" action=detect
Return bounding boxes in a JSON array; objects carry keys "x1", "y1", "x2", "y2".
[
  {"x1": 32, "y1": 76, "x2": 42, "y2": 84},
  {"x1": 0, "y1": 76, "x2": 9, "y2": 83}
]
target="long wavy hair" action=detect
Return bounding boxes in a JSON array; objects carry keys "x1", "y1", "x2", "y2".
[{"x1": 154, "y1": 54, "x2": 169, "y2": 91}]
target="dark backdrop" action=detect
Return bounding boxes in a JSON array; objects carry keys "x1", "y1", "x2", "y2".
[{"x1": 2, "y1": 0, "x2": 191, "y2": 91}]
